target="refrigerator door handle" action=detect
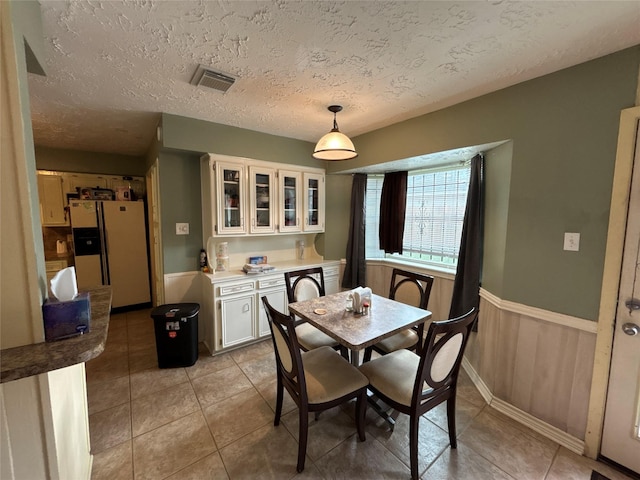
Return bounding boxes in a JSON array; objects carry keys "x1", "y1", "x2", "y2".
[{"x1": 98, "y1": 202, "x2": 110, "y2": 285}]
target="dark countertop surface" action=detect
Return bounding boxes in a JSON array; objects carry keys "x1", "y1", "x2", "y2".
[{"x1": 0, "y1": 286, "x2": 112, "y2": 383}]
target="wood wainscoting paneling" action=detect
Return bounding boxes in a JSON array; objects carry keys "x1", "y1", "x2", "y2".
[{"x1": 464, "y1": 289, "x2": 598, "y2": 454}]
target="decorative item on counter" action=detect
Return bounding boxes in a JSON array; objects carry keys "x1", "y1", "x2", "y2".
[
  {"x1": 216, "y1": 242, "x2": 228, "y2": 257},
  {"x1": 199, "y1": 248, "x2": 209, "y2": 272},
  {"x1": 215, "y1": 256, "x2": 229, "y2": 272},
  {"x1": 297, "y1": 240, "x2": 305, "y2": 260},
  {"x1": 249, "y1": 255, "x2": 268, "y2": 265},
  {"x1": 242, "y1": 263, "x2": 276, "y2": 275}
]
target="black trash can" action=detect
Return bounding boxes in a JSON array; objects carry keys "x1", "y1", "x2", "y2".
[{"x1": 151, "y1": 303, "x2": 200, "y2": 368}]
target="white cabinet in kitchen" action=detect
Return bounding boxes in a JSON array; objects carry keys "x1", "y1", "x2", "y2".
[
  {"x1": 107, "y1": 176, "x2": 146, "y2": 199},
  {"x1": 303, "y1": 172, "x2": 325, "y2": 232},
  {"x1": 248, "y1": 165, "x2": 276, "y2": 234},
  {"x1": 324, "y1": 264, "x2": 340, "y2": 295},
  {"x1": 217, "y1": 280, "x2": 255, "y2": 349},
  {"x1": 278, "y1": 170, "x2": 302, "y2": 233},
  {"x1": 37, "y1": 173, "x2": 67, "y2": 226},
  {"x1": 64, "y1": 172, "x2": 108, "y2": 195},
  {"x1": 256, "y1": 275, "x2": 287, "y2": 338},
  {"x1": 201, "y1": 153, "x2": 326, "y2": 238}
]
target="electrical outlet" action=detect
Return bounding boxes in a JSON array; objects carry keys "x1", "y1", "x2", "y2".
[
  {"x1": 176, "y1": 223, "x2": 189, "y2": 235},
  {"x1": 564, "y1": 232, "x2": 580, "y2": 251}
]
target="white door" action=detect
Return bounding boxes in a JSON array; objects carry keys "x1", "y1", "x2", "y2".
[{"x1": 601, "y1": 122, "x2": 640, "y2": 474}]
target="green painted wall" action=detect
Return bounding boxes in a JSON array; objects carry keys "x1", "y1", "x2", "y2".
[
  {"x1": 35, "y1": 146, "x2": 146, "y2": 175},
  {"x1": 156, "y1": 47, "x2": 638, "y2": 320},
  {"x1": 330, "y1": 46, "x2": 640, "y2": 320}
]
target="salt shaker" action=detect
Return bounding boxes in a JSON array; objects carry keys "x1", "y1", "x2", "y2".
[
  {"x1": 345, "y1": 294, "x2": 354, "y2": 312},
  {"x1": 362, "y1": 300, "x2": 370, "y2": 315}
]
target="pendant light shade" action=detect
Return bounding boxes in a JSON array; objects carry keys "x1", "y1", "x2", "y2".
[{"x1": 313, "y1": 105, "x2": 358, "y2": 160}]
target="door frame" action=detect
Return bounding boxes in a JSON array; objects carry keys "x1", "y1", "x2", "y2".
[
  {"x1": 586, "y1": 106, "x2": 640, "y2": 458},
  {"x1": 145, "y1": 159, "x2": 164, "y2": 306}
]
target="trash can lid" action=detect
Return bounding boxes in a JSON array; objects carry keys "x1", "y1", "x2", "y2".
[{"x1": 151, "y1": 303, "x2": 200, "y2": 319}]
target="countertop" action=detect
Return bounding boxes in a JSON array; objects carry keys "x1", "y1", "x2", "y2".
[
  {"x1": 201, "y1": 258, "x2": 341, "y2": 284},
  {"x1": 0, "y1": 286, "x2": 112, "y2": 383}
]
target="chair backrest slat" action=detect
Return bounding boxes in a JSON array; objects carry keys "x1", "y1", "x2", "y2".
[
  {"x1": 262, "y1": 296, "x2": 307, "y2": 403},
  {"x1": 389, "y1": 268, "x2": 434, "y2": 310},
  {"x1": 285, "y1": 267, "x2": 326, "y2": 303},
  {"x1": 414, "y1": 308, "x2": 477, "y2": 408}
]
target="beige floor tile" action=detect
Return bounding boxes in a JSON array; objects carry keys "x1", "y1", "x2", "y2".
[
  {"x1": 426, "y1": 441, "x2": 516, "y2": 479},
  {"x1": 190, "y1": 364, "x2": 253, "y2": 407},
  {"x1": 546, "y1": 447, "x2": 635, "y2": 480},
  {"x1": 89, "y1": 403, "x2": 131, "y2": 454},
  {"x1": 424, "y1": 395, "x2": 485, "y2": 438},
  {"x1": 87, "y1": 375, "x2": 130, "y2": 415},
  {"x1": 131, "y1": 381, "x2": 200, "y2": 437},
  {"x1": 128, "y1": 346, "x2": 158, "y2": 374},
  {"x1": 458, "y1": 408, "x2": 558, "y2": 480},
  {"x1": 229, "y1": 339, "x2": 273, "y2": 364},
  {"x1": 236, "y1": 353, "x2": 276, "y2": 385},
  {"x1": 457, "y1": 369, "x2": 488, "y2": 408},
  {"x1": 203, "y1": 388, "x2": 273, "y2": 448},
  {"x1": 219, "y1": 423, "x2": 304, "y2": 479},
  {"x1": 129, "y1": 366, "x2": 188, "y2": 399},
  {"x1": 91, "y1": 440, "x2": 133, "y2": 480},
  {"x1": 86, "y1": 349, "x2": 130, "y2": 384},
  {"x1": 282, "y1": 405, "x2": 362, "y2": 462},
  {"x1": 132, "y1": 410, "x2": 216, "y2": 480},
  {"x1": 165, "y1": 452, "x2": 229, "y2": 480},
  {"x1": 255, "y1": 377, "x2": 298, "y2": 416},
  {"x1": 366, "y1": 408, "x2": 452, "y2": 477},
  {"x1": 316, "y1": 434, "x2": 411, "y2": 479},
  {"x1": 185, "y1": 351, "x2": 236, "y2": 380}
]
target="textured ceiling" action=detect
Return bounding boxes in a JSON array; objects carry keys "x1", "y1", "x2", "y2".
[{"x1": 28, "y1": 1, "x2": 640, "y2": 158}]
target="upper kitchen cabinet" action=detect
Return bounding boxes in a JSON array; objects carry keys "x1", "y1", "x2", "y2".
[
  {"x1": 63, "y1": 172, "x2": 108, "y2": 195},
  {"x1": 37, "y1": 173, "x2": 67, "y2": 226},
  {"x1": 279, "y1": 170, "x2": 302, "y2": 233},
  {"x1": 201, "y1": 153, "x2": 325, "y2": 238},
  {"x1": 248, "y1": 165, "x2": 276, "y2": 234},
  {"x1": 303, "y1": 172, "x2": 325, "y2": 232}
]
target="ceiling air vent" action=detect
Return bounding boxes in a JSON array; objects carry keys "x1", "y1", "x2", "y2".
[{"x1": 190, "y1": 65, "x2": 236, "y2": 93}]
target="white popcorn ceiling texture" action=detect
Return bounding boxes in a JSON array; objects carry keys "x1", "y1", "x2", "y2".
[{"x1": 28, "y1": 1, "x2": 640, "y2": 157}]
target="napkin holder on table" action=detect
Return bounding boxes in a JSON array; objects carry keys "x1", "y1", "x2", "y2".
[
  {"x1": 42, "y1": 267, "x2": 91, "y2": 341},
  {"x1": 351, "y1": 287, "x2": 372, "y2": 314}
]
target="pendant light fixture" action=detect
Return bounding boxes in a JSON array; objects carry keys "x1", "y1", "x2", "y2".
[{"x1": 313, "y1": 105, "x2": 358, "y2": 160}]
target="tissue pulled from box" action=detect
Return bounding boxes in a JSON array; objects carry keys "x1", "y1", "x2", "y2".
[{"x1": 50, "y1": 266, "x2": 78, "y2": 301}]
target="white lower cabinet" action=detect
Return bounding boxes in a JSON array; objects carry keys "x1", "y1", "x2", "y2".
[{"x1": 201, "y1": 261, "x2": 340, "y2": 354}]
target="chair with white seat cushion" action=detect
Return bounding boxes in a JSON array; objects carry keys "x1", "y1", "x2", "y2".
[
  {"x1": 261, "y1": 296, "x2": 368, "y2": 473},
  {"x1": 363, "y1": 268, "x2": 434, "y2": 362},
  {"x1": 359, "y1": 308, "x2": 477, "y2": 480},
  {"x1": 284, "y1": 267, "x2": 349, "y2": 359}
]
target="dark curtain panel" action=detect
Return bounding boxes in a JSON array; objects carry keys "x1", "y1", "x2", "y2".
[
  {"x1": 449, "y1": 154, "x2": 484, "y2": 321},
  {"x1": 342, "y1": 173, "x2": 367, "y2": 288},
  {"x1": 379, "y1": 171, "x2": 408, "y2": 254}
]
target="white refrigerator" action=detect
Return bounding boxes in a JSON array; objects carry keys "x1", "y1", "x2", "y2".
[{"x1": 70, "y1": 200, "x2": 151, "y2": 308}]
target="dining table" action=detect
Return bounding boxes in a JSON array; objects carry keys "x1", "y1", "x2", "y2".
[{"x1": 287, "y1": 290, "x2": 433, "y2": 366}]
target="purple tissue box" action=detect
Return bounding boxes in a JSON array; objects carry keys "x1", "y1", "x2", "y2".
[{"x1": 42, "y1": 292, "x2": 91, "y2": 341}]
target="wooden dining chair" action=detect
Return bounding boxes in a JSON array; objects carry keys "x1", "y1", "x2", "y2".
[
  {"x1": 363, "y1": 268, "x2": 434, "y2": 362},
  {"x1": 284, "y1": 267, "x2": 349, "y2": 359},
  {"x1": 359, "y1": 308, "x2": 477, "y2": 479},
  {"x1": 261, "y1": 296, "x2": 368, "y2": 473}
]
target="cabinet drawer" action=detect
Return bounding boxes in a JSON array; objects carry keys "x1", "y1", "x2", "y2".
[
  {"x1": 257, "y1": 277, "x2": 286, "y2": 289},
  {"x1": 324, "y1": 266, "x2": 339, "y2": 277},
  {"x1": 218, "y1": 281, "x2": 255, "y2": 296}
]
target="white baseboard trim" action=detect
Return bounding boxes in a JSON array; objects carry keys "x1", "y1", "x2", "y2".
[{"x1": 461, "y1": 358, "x2": 585, "y2": 456}]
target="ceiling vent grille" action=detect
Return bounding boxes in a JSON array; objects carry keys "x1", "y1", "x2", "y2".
[{"x1": 190, "y1": 65, "x2": 236, "y2": 93}]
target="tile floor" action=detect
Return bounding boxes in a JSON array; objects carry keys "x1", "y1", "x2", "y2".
[{"x1": 87, "y1": 308, "x2": 632, "y2": 480}]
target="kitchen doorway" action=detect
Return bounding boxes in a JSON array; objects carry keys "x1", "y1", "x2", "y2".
[{"x1": 146, "y1": 160, "x2": 164, "y2": 306}]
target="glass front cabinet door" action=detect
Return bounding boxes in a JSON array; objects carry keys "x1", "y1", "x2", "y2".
[
  {"x1": 303, "y1": 172, "x2": 325, "y2": 232},
  {"x1": 279, "y1": 170, "x2": 302, "y2": 233},
  {"x1": 248, "y1": 165, "x2": 276, "y2": 234},
  {"x1": 215, "y1": 162, "x2": 246, "y2": 235}
]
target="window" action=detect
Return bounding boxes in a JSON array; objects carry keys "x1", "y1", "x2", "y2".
[{"x1": 366, "y1": 164, "x2": 471, "y2": 268}]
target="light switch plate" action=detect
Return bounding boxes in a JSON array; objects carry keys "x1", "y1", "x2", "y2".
[
  {"x1": 176, "y1": 223, "x2": 189, "y2": 235},
  {"x1": 564, "y1": 232, "x2": 580, "y2": 251}
]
